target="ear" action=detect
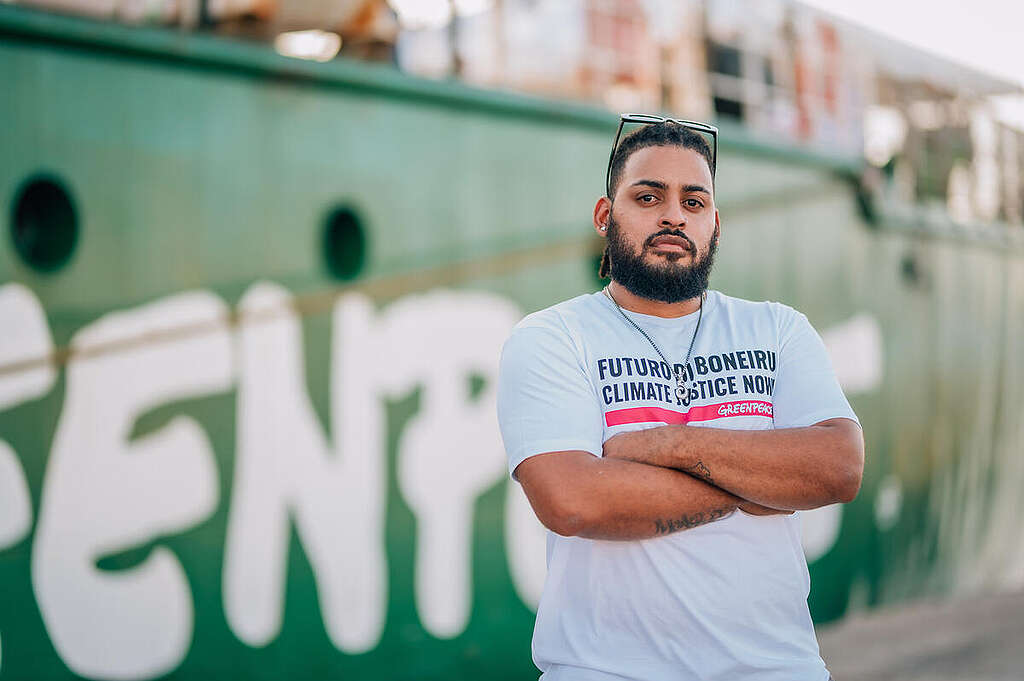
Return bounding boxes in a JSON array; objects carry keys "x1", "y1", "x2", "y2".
[
  {"x1": 713, "y1": 209, "x2": 721, "y2": 245},
  {"x1": 593, "y1": 196, "x2": 612, "y2": 236}
]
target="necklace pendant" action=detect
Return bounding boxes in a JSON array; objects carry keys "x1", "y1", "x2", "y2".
[{"x1": 674, "y1": 371, "x2": 687, "y2": 400}]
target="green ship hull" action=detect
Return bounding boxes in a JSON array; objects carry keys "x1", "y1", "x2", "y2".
[{"x1": 2, "y1": 6, "x2": 1023, "y2": 680}]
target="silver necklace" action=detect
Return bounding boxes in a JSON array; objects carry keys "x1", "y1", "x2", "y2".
[{"x1": 603, "y1": 286, "x2": 704, "y2": 403}]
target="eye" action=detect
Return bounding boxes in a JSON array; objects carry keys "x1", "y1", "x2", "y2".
[
  {"x1": 684, "y1": 198, "x2": 704, "y2": 208},
  {"x1": 638, "y1": 194, "x2": 658, "y2": 204}
]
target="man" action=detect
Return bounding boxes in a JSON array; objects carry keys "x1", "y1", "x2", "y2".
[{"x1": 496, "y1": 117, "x2": 863, "y2": 681}]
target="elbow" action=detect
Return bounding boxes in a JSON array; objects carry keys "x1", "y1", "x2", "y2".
[
  {"x1": 547, "y1": 512, "x2": 586, "y2": 538},
  {"x1": 833, "y1": 441, "x2": 865, "y2": 504},
  {"x1": 817, "y1": 420, "x2": 865, "y2": 504},
  {"x1": 833, "y1": 465, "x2": 863, "y2": 503},
  {"x1": 516, "y1": 452, "x2": 602, "y2": 537},
  {"x1": 538, "y1": 496, "x2": 591, "y2": 537},
  {"x1": 523, "y1": 483, "x2": 592, "y2": 537}
]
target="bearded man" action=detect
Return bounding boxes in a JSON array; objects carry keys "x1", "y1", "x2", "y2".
[{"x1": 496, "y1": 117, "x2": 863, "y2": 681}]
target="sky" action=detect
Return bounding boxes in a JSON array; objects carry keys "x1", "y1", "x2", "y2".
[
  {"x1": 798, "y1": 0, "x2": 1022, "y2": 86},
  {"x1": 798, "y1": 0, "x2": 1024, "y2": 130}
]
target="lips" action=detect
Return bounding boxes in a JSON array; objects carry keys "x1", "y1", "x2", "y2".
[{"x1": 647, "y1": 234, "x2": 693, "y2": 253}]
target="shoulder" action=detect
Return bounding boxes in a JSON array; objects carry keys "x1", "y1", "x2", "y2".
[
  {"x1": 507, "y1": 292, "x2": 603, "y2": 344},
  {"x1": 709, "y1": 290, "x2": 805, "y2": 328},
  {"x1": 514, "y1": 292, "x2": 602, "y2": 331},
  {"x1": 502, "y1": 292, "x2": 603, "y2": 362}
]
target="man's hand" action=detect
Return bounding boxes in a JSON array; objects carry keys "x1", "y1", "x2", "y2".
[
  {"x1": 602, "y1": 430, "x2": 647, "y2": 462},
  {"x1": 736, "y1": 500, "x2": 794, "y2": 516},
  {"x1": 604, "y1": 429, "x2": 710, "y2": 479}
]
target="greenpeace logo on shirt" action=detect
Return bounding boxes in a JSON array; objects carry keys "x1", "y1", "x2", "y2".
[{"x1": 717, "y1": 400, "x2": 773, "y2": 417}]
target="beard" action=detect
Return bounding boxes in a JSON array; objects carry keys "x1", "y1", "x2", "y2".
[{"x1": 605, "y1": 214, "x2": 718, "y2": 303}]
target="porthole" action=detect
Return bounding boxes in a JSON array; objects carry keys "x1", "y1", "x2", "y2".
[
  {"x1": 10, "y1": 175, "x2": 79, "y2": 273},
  {"x1": 322, "y1": 205, "x2": 367, "y2": 281}
]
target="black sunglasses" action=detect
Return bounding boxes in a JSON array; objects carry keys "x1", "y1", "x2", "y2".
[{"x1": 605, "y1": 113, "x2": 719, "y2": 198}]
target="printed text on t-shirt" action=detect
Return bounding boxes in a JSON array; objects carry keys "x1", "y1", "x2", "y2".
[{"x1": 595, "y1": 348, "x2": 776, "y2": 409}]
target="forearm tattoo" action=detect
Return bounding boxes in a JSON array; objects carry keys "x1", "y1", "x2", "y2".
[
  {"x1": 683, "y1": 460, "x2": 714, "y2": 484},
  {"x1": 653, "y1": 507, "x2": 731, "y2": 535}
]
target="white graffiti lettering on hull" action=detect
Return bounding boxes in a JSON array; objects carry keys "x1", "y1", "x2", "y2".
[{"x1": 31, "y1": 291, "x2": 232, "y2": 681}]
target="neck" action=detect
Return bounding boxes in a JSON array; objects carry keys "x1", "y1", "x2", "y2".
[{"x1": 606, "y1": 280, "x2": 704, "y2": 317}]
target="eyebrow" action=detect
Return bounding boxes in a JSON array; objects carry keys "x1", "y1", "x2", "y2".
[{"x1": 629, "y1": 180, "x2": 711, "y2": 195}]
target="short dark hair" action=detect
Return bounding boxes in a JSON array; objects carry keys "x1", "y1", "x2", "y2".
[{"x1": 606, "y1": 122, "x2": 715, "y2": 199}]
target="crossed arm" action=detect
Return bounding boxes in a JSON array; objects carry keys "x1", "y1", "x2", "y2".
[{"x1": 514, "y1": 418, "x2": 864, "y2": 541}]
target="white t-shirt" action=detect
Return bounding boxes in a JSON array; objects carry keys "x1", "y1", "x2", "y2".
[{"x1": 497, "y1": 289, "x2": 858, "y2": 681}]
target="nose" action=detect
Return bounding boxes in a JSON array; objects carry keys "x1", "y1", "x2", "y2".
[{"x1": 659, "y1": 201, "x2": 687, "y2": 229}]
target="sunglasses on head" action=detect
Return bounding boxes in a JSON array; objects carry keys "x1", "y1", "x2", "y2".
[{"x1": 605, "y1": 114, "x2": 719, "y2": 198}]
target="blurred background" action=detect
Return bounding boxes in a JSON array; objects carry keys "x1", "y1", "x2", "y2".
[{"x1": 1, "y1": 1, "x2": 1022, "y2": 680}]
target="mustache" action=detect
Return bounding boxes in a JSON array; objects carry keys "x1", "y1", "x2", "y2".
[{"x1": 643, "y1": 229, "x2": 695, "y2": 252}]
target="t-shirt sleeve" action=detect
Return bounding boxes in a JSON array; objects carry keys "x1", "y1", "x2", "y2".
[
  {"x1": 772, "y1": 308, "x2": 860, "y2": 429},
  {"x1": 497, "y1": 321, "x2": 604, "y2": 479}
]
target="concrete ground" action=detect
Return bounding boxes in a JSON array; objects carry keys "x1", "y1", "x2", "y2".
[{"x1": 817, "y1": 589, "x2": 1024, "y2": 681}]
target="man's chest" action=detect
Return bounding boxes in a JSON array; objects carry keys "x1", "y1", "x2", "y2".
[{"x1": 584, "y1": 327, "x2": 780, "y2": 436}]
